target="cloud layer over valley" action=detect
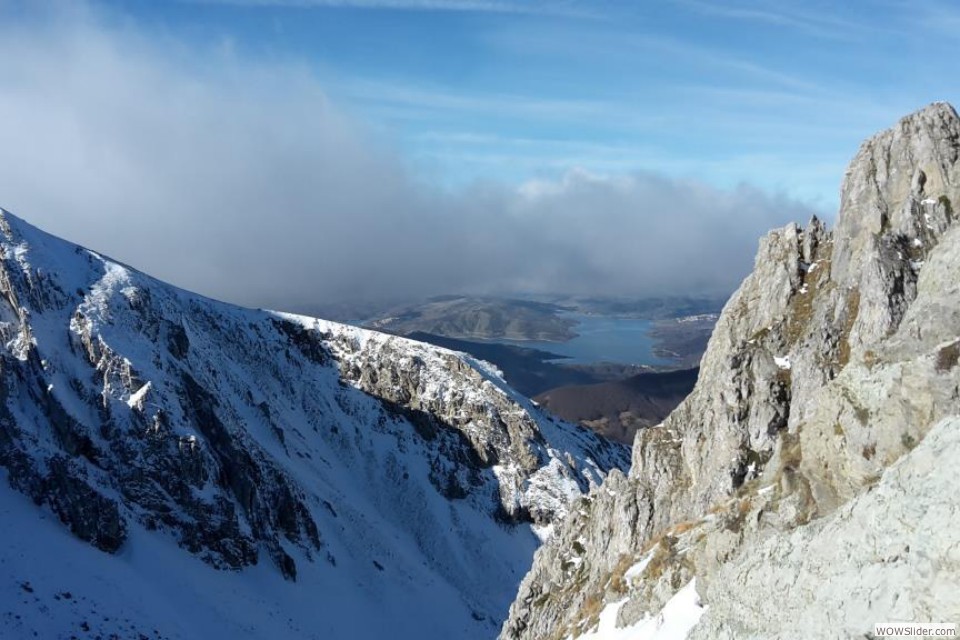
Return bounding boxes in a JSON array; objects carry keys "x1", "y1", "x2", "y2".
[{"x1": 0, "y1": 3, "x2": 822, "y2": 313}]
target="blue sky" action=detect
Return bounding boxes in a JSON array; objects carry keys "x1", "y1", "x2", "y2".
[
  {"x1": 0, "y1": 0, "x2": 956, "y2": 308},
  {"x1": 93, "y1": 0, "x2": 960, "y2": 208}
]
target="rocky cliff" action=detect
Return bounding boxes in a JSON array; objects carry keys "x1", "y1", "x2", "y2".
[
  {"x1": 0, "y1": 209, "x2": 628, "y2": 639},
  {"x1": 501, "y1": 102, "x2": 960, "y2": 639}
]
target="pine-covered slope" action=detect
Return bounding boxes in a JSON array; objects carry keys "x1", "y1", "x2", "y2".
[
  {"x1": 501, "y1": 103, "x2": 960, "y2": 640},
  {"x1": 0, "y1": 209, "x2": 628, "y2": 639}
]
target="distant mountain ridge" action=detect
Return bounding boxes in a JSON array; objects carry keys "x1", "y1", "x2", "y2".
[
  {"x1": 361, "y1": 295, "x2": 726, "y2": 346},
  {"x1": 365, "y1": 296, "x2": 578, "y2": 342},
  {"x1": 0, "y1": 209, "x2": 628, "y2": 639}
]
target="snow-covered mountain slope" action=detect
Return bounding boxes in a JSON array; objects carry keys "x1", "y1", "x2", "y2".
[{"x1": 0, "y1": 209, "x2": 628, "y2": 639}]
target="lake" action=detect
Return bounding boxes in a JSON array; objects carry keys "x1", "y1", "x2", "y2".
[{"x1": 487, "y1": 314, "x2": 675, "y2": 366}]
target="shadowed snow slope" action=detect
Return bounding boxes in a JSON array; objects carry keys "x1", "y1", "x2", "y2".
[{"x1": 0, "y1": 208, "x2": 628, "y2": 639}]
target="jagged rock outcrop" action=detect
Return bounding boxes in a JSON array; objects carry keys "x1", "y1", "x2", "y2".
[
  {"x1": 327, "y1": 330, "x2": 621, "y2": 524},
  {"x1": 501, "y1": 102, "x2": 960, "y2": 640},
  {"x1": 691, "y1": 415, "x2": 960, "y2": 639},
  {"x1": 0, "y1": 209, "x2": 628, "y2": 639}
]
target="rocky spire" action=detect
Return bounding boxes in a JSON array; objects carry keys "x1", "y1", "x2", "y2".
[{"x1": 501, "y1": 102, "x2": 960, "y2": 640}]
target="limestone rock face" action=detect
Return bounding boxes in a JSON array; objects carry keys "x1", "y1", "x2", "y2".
[
  {"x1": 501, "y1": 102, "x2": 960, "y2": 640},
  {"x1": 691, "y1": 416, "x2": 960, "y2": 640}
]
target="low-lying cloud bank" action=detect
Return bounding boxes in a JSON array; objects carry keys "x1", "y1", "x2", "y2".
[{"x1": 0, "y1": 3, "x2": 822, "y2": 313}]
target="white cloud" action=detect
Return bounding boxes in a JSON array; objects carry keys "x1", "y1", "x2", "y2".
[{"x1": 0, "y1": 3, "x2": 820, "y2": 313}]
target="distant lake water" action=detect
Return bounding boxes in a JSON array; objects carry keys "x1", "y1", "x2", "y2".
[{"x1": 488, "y1": 314, "x2": 675, "y2": 366}]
